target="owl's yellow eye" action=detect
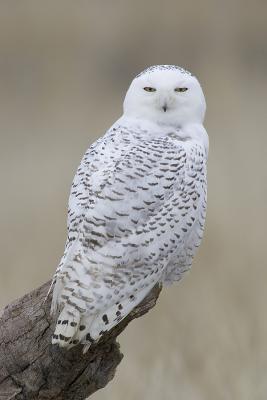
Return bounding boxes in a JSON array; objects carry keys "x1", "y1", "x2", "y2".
[
  {"x1": 143, "y1": 87, "x2": 157, "y2": 92},
  {"x1": 174, "y1": 87, "x2": 188, "y2": 92}
]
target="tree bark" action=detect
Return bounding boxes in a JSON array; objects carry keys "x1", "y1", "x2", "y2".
[{"x1": 0, "y1": 281, "x2": 161, "y2": 400}]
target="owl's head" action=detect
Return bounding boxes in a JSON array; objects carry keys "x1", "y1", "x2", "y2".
[{"x1": 123, "y1": 65, "x2": 206, "y2": 127}]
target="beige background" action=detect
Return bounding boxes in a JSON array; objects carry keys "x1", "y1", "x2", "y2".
[{"x1": 0, "y1": 1, "x2": 267, "y2": 399}]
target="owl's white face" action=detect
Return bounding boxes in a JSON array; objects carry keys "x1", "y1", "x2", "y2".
[{"x1": 123, "y1": 66, "x2": 206, "y2": 127}]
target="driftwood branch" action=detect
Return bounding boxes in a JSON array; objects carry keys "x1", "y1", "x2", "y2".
[{"x1": 0, "y1": 280, "x2": 161, "y2": 400}]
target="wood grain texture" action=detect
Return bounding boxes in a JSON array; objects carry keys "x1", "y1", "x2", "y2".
[{"x1": 0, "y1": 281, "x2": 161, "y2": 400}]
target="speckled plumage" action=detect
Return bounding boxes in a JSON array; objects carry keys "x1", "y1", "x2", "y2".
[
  {"x1": 136, "y1": 64, "x2": 192, "y2": 78},
  {"x1": 51, "y1": 65, "x2": 209, "y2": 351}
]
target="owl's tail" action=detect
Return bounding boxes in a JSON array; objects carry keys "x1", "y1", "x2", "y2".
[
  {"x1": 73, "y1": 283, "x2": 156, "y2": 353},
  {"x1": 52, "y1": 307, "x2": 81, "y2": 348},
  {"x1": 52, "y1": 283, "x2": 156, "y2": 352}
]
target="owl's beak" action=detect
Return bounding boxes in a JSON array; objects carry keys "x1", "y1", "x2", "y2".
[{"x1": 160, "y1": 93, "x2": 173, "y2": 112}]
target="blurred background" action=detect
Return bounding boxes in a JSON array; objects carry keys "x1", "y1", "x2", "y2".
[{"x1": 0, "y1": 1, "x2": 266, "y2": 399}]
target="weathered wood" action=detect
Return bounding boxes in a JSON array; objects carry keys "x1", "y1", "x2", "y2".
[{"x1": 0, "y1": 281, "x2": 161, "y2": 400}]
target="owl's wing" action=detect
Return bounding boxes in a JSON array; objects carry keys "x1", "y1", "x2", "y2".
[
  {"x1": 67, "y1": 136, "x2": 104, "y2": 242},
  {"x1": 66, "y1": 127, "x2": 188, "y2": 254},
  {"x1": 52, "y1": 125, "x2": 206, "y2": 348},
  {"x1": 49, "y1": 136, "x2": 104, "y2": 296}
]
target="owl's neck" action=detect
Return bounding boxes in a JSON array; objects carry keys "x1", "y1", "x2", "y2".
[
  {"x1": 116, "y1": 115, "x2": 181, "y2": 133},
  {"x1": 114, "y1": 115, "x2": 208, "y2": 155}
]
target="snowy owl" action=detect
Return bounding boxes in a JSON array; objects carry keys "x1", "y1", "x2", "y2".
[{"x1": 51, "y1": 65, "x2": 209, "y2": 351}]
